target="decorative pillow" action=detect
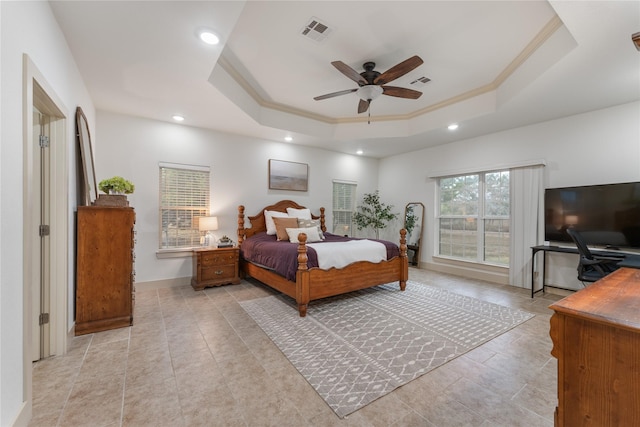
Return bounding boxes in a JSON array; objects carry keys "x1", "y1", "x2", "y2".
[
  {"x1": 273, "y1": 217, "x2": 300, "y2": 241},
  {"x1": 297, "y1": 218, "x2": 324, "y2": 240},
  {"x1": 264, "y1": 210, "x2": 289, "y2": 235},
  {"x1": 286, "y1": 227, "x2": 322, "y2": 243},
  {"x1": 286, "y1": 207, "x2": 312, "y2": 220}
]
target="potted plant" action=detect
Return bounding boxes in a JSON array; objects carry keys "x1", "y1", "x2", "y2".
[
  {"x1": 353, "y1": 191, "x2": 399, "y2": 239},
  {"x1": 98, "y1": 176, "x2": 135, "y2": 195},
  {"x1": 95, "y1": 176, "x2": 134, "y2": 207}
]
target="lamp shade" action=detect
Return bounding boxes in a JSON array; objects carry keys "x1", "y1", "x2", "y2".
[
  {"x1": 565, "y1": 215, "x2": 579, "y2": 226},
  {"x1": 199, "y1": 216, "x2": 219, "y2": 231}
]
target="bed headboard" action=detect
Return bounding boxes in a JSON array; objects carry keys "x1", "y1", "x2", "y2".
[{"x1": 237, "y1": 200, "x2": 325, "y2": 244}]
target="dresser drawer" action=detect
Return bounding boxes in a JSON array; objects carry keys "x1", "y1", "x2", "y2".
[{"x1": 201, "y1": 251, "x2": 236, "y2": 266}]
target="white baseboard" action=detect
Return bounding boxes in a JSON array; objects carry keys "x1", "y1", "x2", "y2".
[
  {"x1": 135, "y1": 277, "x2": 191, "y2": 291},
  {"x1": 424, "y1": 260, "x2": 509, "y2": 285},
  {"x1": 9, "y1": 401, "x2": 29, "y2": 427}
]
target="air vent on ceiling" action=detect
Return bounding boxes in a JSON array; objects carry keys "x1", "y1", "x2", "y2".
[
  {"x1": 301, "y1": 17, "x2": 332, "y2": 42},
  {"x1": 410, "y1": 76, "x2": 431, "y2": 87}
]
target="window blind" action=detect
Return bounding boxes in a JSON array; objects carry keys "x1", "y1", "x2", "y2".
[
  {"x1": 159, "y1": 163, "x2": 210, "y2": 248},
  {"x1": 332, "y1": 180, "x2": 357, "y2": 235}
]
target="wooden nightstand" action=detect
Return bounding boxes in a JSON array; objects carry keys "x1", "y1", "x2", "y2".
[{"x1": 191, "y1": 247, "x2": 241, "y2": 291}]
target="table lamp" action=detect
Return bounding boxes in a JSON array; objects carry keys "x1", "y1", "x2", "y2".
[{"x1": 199, "y1": 216, "x2": 218, "y2": 246}]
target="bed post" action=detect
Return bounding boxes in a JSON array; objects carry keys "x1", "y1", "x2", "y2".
[
  {"x1": 237, "y1": 205, "x2": 245, "y2": 246},
  {"x1": 319, "y1": 207, "x2": 326, "y2": 232},
  {"x1": 399, "y1": 228, "x2": 408, "y2": 291},
  {"x1": 296, "y1": 233, "x2": 310, "y2": 317}
]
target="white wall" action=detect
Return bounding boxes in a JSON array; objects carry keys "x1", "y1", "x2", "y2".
[
  {"x1": 95, "y1": 111, "x2": 380, "y2": 285},
  {"x1": 98, "y1": 102, "x2": 640, "y2": 290},
  {"x1": 0, "y1": 1, "x2": 93, "y2": 425},
  {"x1": 0, "y1": 3, "x2": 637, "y2": 424},
  {"x1": 379, "y1": 101, "x2": 640, "y2": 289}
]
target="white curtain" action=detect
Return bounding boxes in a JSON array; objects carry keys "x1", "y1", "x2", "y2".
[{"x1": 510, "y1": 165, "x2": 544, "y2": 288}]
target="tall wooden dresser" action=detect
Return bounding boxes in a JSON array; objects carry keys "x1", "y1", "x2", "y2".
[
  {"x1": 549, "y1": 267, "x2": 640, "y2": 426},
  {"x1": 76, "y1": 206, "x2": 135, "y2": 335}
]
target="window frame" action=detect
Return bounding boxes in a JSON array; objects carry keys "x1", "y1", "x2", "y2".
[
  {"x1": 436, "y1": 170, "x2": 510, "y2": 266},
  {"x1": 158, "y1": 162, "x2": 210, "y2": 251},
  {"x1": 332, "y1": 180, "x2": 357, "y2": 236}
]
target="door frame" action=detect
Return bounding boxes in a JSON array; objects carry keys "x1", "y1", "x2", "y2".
[
  {"x1": 22, "y1": 54, "x2": 69, "y2": 413},
  {"x1": 31, "y1": 106, "x2": 52, "y2": 362}
]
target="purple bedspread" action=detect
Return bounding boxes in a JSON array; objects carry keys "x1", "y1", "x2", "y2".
[{"x1": 240, "y1": 232, "x2": 400, "y2": 281}]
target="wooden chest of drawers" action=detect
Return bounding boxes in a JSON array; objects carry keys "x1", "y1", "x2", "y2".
[
  {"x1": 76, "y1": 206, "x2": 135, "y2": 335},
  {"x1": 549, "y1": 268, "x2": 640, "y2": 426},
  {"x1": 191, "y1": 247, "x2": 240, "y2": 290}
]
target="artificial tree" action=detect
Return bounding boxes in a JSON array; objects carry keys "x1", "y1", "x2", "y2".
[
  {"x1": 404, "y1": 204, "x2": 417, "y2": 238},
  {"x1": 353, "y1": 191, "x2": 399, "y2": 239}
]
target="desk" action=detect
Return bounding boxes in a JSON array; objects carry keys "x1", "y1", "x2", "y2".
[{"x1": 530, "y1": 245, "x2": 640, "y2": 298}]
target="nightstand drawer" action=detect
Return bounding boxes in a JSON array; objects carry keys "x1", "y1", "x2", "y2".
[
  {"x1": 201, "y1": 264, "x2": 236, "y2": 281},
  {"x1": 201, "y1": 251, "x2": 236, "y2": 266}
]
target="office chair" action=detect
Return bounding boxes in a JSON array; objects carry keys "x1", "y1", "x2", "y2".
[{"x1": 566, "y1": 228, "x2": 622, "y2": 283}]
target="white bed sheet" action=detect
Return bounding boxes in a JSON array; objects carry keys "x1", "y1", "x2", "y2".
[{"x1": 307, "y1": 239, "x2": 386, "y2": 270}]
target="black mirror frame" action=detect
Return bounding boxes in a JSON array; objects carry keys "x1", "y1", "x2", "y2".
[{"x1": 404, "y1": 202, "x2": 425, "y2": 245}]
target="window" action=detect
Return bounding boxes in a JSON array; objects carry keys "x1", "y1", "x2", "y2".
[
  {"x1": 332, "y1": 180, "x2": 357, "y2": 236},
  {"x1": 438, "y1": 171, "x2": 510, "y2": 265},
  {"x1": 159, "y1": 162, "x2": 210, "y2": 249}
]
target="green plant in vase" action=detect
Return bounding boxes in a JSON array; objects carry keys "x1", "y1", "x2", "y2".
[{"x1": 98, "y1": 176, "x2": 135, "y2": 195}]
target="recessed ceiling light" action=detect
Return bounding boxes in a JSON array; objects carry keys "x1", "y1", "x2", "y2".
[
  {"x1": 448, "y1": 123, "x2": 459, "y2": 131},
  {"x1": 198, "y1": 30, "x2": 220, "y2": 45},
  {"x1": 172, "y1": 115, "x2": 184, "y2": 122},
  {"x1": 284, "y1": 136, "x2": 293, "y2": 142},
  {"x1": 356, "y1": 150, "x2": 363, "y2": 155}
]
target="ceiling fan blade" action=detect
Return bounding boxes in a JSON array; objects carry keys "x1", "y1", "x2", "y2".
[
  {"x1": 382, "y1": 86, "x2": 423, "y2": 99},
  {"x1": 374, "y1": 55, "x2": 424, "y2": 85},
  {"x1": 314, "y1": 88, "x2": 357, "y2": 101},
  {"x1": 332, "y1": 61, "x2": 368, "y2": 85},
  {"x1": 357, "y1": 99, "x2": 370, "y2": 114}
]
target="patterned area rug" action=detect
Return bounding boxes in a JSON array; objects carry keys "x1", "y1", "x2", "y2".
[{"x1": 240, "y1": 281, "x2": 534, "y2": 418}]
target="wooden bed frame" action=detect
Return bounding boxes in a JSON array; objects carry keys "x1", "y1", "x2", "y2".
[{"x1": 237, "y1": 200, "x2": 408, "y2": 316}]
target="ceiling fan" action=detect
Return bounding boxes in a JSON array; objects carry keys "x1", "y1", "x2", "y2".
[{"x1": 314, "y1": 55, "x2": 425, "y2": 114}]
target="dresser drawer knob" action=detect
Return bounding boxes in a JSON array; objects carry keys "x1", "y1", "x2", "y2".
[{"x1": 215, "y1": 270, "x2": 224, "y2": 275}]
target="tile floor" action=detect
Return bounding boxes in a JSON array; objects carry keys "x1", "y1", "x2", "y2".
[{"x1": 29, "y1": 268, "x2": 564, "y2": 427}]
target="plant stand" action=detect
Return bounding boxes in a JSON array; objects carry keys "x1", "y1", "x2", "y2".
[{"x1": 94, "y1": 194, "x2": 129, "y2": 207}]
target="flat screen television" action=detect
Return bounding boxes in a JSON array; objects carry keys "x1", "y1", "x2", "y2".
[{"x1": 544, "y1": 182, "x2": 640, "y2": 250}]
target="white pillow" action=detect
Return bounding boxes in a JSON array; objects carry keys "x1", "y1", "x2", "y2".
[
  {"x1": 264, "y1": 210, "x2": 289, "y2": 235},
  {"x1": 286, "y1": 227, "x2": 322, "y2": 243},
  {"x1": 286, "y1": 207, "x2": 312, "y2": 220},
  {"x1": 297, "y1": 218, "x2": 325, "y2": 240}
]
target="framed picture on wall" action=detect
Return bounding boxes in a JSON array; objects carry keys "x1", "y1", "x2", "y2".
[{"x1": 268, "y1": 159, "x2": 308, "y2": 191}]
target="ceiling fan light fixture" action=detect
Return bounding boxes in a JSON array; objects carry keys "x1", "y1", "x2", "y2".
[{"x1": 356, "y1": 85, "x2": 383, "y2": 101}]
